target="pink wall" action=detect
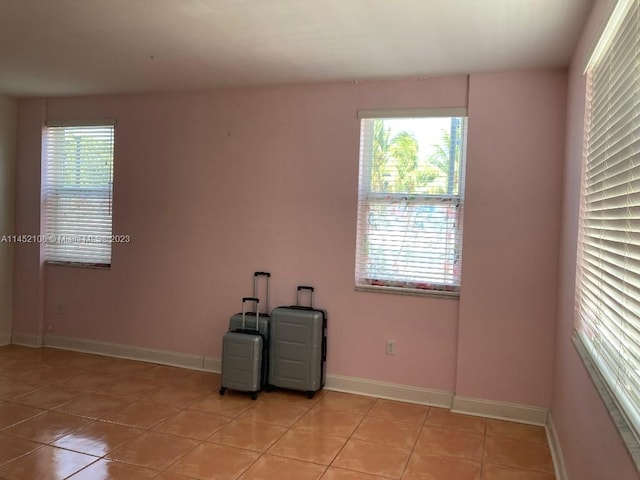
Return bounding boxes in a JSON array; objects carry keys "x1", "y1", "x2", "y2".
[
  {"x1": 14, "y1": 78, "x2": 466, "y2": 391},
  {"x1": 552, "y1": 0, "x2": 640, "y2": 477},
  {"x1": 457, "y1": 71, "x2": 567, "y2": 408},
  {"x1": 13, "y1": 72, "x2": 566, "y2": 405},
  {"x1": 12, "y1": 98, "x2": 45, "y2": 340},
  {"x1": 0, "y1": 96, "x2": 17, "y2": 343}
]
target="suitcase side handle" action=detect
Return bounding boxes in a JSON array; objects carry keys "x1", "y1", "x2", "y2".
[
  {"x1": 297, "y1": 286, "x2": 314, "y2": 308},
  {"x1": 242, "y1": 297, "x2": 260, "y2": 331},
  {"x1": 254, "y1": 272, "x2": 271, "y2": 314}
]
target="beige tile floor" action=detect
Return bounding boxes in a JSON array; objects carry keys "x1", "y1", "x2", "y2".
[{"x1": 0, "y1": 345, "x2": 556, "y2": 480}]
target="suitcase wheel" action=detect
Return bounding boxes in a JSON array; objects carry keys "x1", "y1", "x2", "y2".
[
  {"x1": 265, "y1": 384, "x2": 273, "y2": 393},
  {"x1": 219, "y1": 387, "x2": 226, "y2": 396},
  {"x1": 250, "y1": 392, "x2": 258, "y2": 401},
  {"x1": 306, "y1": 391, "x2": 315, "y2": 399}
]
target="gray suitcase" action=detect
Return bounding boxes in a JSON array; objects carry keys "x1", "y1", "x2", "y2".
[
  {"x1": 268, "y1": 286, "x2": 327, "y2": 399},
  {"x1": 220, "y1": 297, "x2": 263, "y2": 400},
  {"x1": 228, "y1": 272, "x2": 270, "y2": 387}
]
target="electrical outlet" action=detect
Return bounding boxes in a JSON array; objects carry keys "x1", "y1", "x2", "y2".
[{"x1": 386, "y1": 339, "x2": 396, "y2": 355}]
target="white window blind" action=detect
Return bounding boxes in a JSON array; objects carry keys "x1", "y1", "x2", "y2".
[
  {"x1": 355, "y1": 111, "x2": 467, "y2": 295},
  {"x1": 576, "y1": 0, "x2": 640, "y2": 437},
  {"x1": 43, "y1": 122, "x2": 115, "y2": 266}
]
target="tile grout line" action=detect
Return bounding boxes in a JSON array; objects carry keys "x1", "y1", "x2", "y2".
[
  {"x1": 321, "y1": 396, "x2": 408, "y2": 480},
  {"x1": 270, "y1": 395, "x2": 328, "y2": 479},
  {"x1": 0, "y1": 443, "x2": 47, "y2": 472},
  {"x1": 141, "y1": 388, "x2": 254, "y2": 477},
  {"x1": 480, "y1": 415, "x2": 488, "y2": 480},
  {"x1": 41, "y1": 370, "x2": 220, "y2": 477},
  {"x1": 1, "y1": 348, "x2": 557, "y2": 479},
  {"x1": 234, "y1": 396, "x2": 290, "y2": 480},
  {"x1": 326, "y1": 394, "x2": 375, "y2": 474},
  {"x1": 60, "y1": 457, "x2": 102, "y2": 480},
  {"x1": 220, "y1": 393, "x2": 325, "y2": 480},
  {"x1": 397, "y1": 404, "x2": 430, "y2": 480}
]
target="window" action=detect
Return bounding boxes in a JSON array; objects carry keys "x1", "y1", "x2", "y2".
[
  {"x1": 43, "y1": 121, "x2": 115, "y2": 266},
  {"x1": 355, "y1": 109, "x2": 468, "y2": 296},
  {"x1": 575, "y1": 0, "x2": 640, "y2": 446}
]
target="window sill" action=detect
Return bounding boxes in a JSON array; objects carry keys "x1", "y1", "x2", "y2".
[
  {"x1": 572, "y1": 333, "x2": 640, "y2": 471},
  {"x1": 45, "y1": 260, "x2": 111, "y2": 270},
  {"x1": 355, "y1": 284, "x2": 460, "y2": 299}
]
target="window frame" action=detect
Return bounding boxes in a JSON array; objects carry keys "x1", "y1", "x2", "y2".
[
  {"x1": 573, "y1": 0, "x2": 640, "y2": 468},
  {"x1": 42, "y1": 120, "x2": 116, "y2": 268},
  {"x1": 355, "y1": 108, "x2": 468, "y2": 297}
]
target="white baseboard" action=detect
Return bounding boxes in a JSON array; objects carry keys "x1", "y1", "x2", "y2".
[
  {"x1": 37, "y1": 335, "x2": 453, "y2": 406},
  {"x1": 325, "y1": 373, "x2": 453, "y2": 408},
  {"x1": 0, "y1": 332, "x2": 11, "y2": 346},
  {"x1": 43, "y1": 334, "x2": 216, "y2": 372},
  {"x1": 30, "y1": 334, "x2": 548, "y2": 428},
  {"x1": 203, "y1": 357, "x2": 221, "y2": 373},
  {"x1": 39, "y1": 335, "x2": 452, "y2": 407},
  {"x1": 199, "y1": 354, "x2": 453, "y2": 408},
  {"x1": 547, "y1": 412, "x2": 568, "y2": 480},
  {"x1": 452, "y1": 395, "x2": 549, "y2": 426},
  {"x1": 11, "y1": 332, "x2": 42, "y2": 347}
]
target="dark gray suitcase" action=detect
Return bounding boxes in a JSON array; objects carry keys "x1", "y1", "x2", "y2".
[
  {"x1": 268, "y1": 286, "x2": 327, "y2": 399},
  {"x1": 220, "y1": 297, "x2": 263, "y2": 400},
  {"x1": 228, "y1": 272, "x2": 270, "y2": 387}
]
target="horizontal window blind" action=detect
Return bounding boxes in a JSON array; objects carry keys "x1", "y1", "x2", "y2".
[
  {"x1": 43, "y1": 123, "x2": 115, "y2": 266},
  {"x1": 576, "y1": 0, "x2": 640, "y2": 436},
  {"x1": 355, "y1": 115, "x2": 467, "y2": 294}
]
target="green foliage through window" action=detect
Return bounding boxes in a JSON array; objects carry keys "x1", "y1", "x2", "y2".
[
  {"x1": 356, "y1": 115, "x2": 467, "y2": 294},
  {"x1": 369, "y1": 117, "x2": 462, "y2": 196}
]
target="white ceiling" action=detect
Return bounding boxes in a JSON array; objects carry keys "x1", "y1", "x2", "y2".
[{"x1": 0, "y1": 0, "x2": 593, "y2": 97}]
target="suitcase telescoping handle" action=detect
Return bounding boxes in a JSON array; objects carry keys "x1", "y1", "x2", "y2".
[
  {"x1": 241, "y1": 297, "x2": 260, "y2": 331},
  {"x1": 297, "y1": 286, "x2": 314, "y2": 308},
  {"x1": 254, "y1": 272, "x2": 270, "y2": 314}
]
